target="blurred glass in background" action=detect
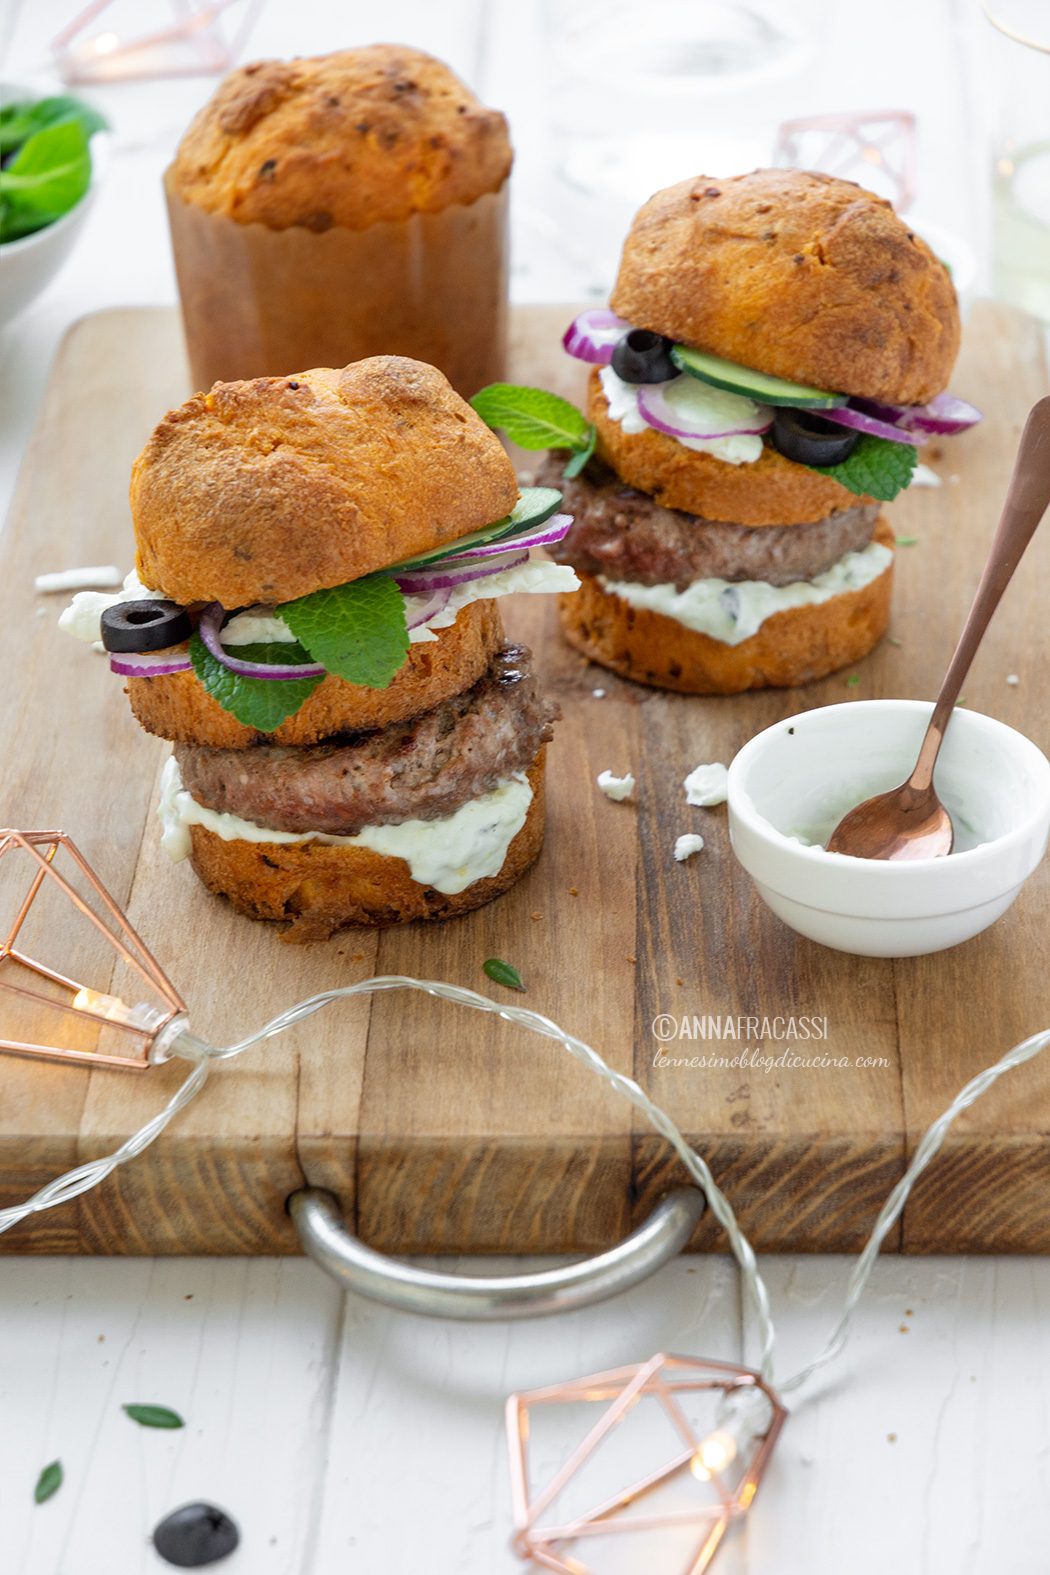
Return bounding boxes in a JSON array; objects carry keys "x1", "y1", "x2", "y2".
[{"x1": 984, "y1": 0, "x2": 1050, "y2": 320}]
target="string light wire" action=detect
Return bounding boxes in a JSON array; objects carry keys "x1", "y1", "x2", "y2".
[{"x1": 2, "y1": 977, "x2": 1047, "y2": 1401}]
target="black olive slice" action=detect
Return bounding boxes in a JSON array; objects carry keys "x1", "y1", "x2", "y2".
[
  {"x1": 771, "y1": 409, "x2": 859, "y2": 467},
  {"x1": 153, "y1": 1502, "x2": 240, "y2": 1568},
  {"x1": 100, "y1": 600, "x2": 192, "y2": 653},
  {"x1": 611, "y1": 328, "x2": 679, "y2": 384}
]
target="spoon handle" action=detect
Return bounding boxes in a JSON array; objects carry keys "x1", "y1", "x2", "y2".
[{"x1": 910, "y1": 395, "x2": 1050, "y2": 793}]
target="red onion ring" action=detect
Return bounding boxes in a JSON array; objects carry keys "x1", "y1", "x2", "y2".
[
  {"x1": 404, "y1": 585, "x2": 452, "y2": 628},
  {"x1": 430, "y1": 515, "x2": 572, "y2": 564},
  {"x1": 397, "y1": 548, "x2": 530, "y2": 595},
  {"x1": 562, "y1": 309, "x2": 631, "y2": 365},
  {"x1": 198, "y1": 603, "x2": 326, "y2": 681},
  {"x1": 853, "y1": 391, "x2": 982, "y2": 435},
  {"x1": 819, "y1": 406, "x2": 925, "y2": 446},
  {"x1": 637, "y1": 384, "x2": 773, "y2": 440},
  {"x1": 109, "y1": 650, "x2": 193, "y2": 678}
]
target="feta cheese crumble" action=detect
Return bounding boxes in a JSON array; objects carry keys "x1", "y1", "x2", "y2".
[
  {"x1": 683, "y1": 763, "x2": 728, "y2": 807},
  {"x1": 596, "y1": 770, "x2": 635, "y2": 802},
  {"x1": 674, "y1": 833, "x2": 705, "y2": 862}
]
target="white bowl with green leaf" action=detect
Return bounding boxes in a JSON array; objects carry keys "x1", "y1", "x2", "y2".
[{"x1": 0, "y1": 85, "x2": 108, "y2": 325}]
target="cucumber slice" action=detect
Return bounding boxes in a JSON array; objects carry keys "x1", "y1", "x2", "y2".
[
  {"x1": 390, "y1": 487, "x2": 563, "y2": 572},
  {"x1": 670, "y1": 345, "x2": 846, "y2": 409}
]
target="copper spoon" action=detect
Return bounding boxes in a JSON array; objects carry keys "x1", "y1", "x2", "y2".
[{"x1": 826, "y1": 395, "x2": 1050, "y2": 860}]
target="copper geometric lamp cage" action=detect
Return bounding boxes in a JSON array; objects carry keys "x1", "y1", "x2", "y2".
[
  {"x1": 0, "y1": 829, "x2": 186, "y2": 1072},
  {"x1": 508, "y1": 1352, "x2": 787, "y2": 1574}
]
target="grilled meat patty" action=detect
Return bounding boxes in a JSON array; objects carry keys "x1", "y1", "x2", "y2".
[
  {"x1": 542, "y1": 459, "x2": 879, "y2": 590},
  {"x1": 175, "y1": 644, "x2": 557, "y2": 836}
]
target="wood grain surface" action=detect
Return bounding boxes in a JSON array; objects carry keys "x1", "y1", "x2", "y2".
[{"x1": 0, "y1": 302, "x2": 1047, "y2": 1256}]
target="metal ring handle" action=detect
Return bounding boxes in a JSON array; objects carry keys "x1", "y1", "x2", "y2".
[{"x1": 288, "y1": 1187, "x2": 705, "y2": 1321}]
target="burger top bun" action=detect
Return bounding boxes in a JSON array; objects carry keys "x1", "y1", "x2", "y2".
[
  {"x1": 130, "y1": 356, "x2": 519, "y2": 608},
  {"x1": 611, "y1": 168, "x2": 960, "y2": 406},
  {"x1": 168, "y1": 44, "x2": 512, "y2": 231}
]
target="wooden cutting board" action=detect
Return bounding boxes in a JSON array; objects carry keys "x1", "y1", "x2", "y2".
[{"x1": 1, "y1": 302, "x2": 1048, "y2": 1258}]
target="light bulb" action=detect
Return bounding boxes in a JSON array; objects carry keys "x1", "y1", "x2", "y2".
[
  {"x1": 690, "y1": 1429, "x2": 738, "y2": 1481},
  {"x1": 72, "y1": 988, "x2": 161, "y2": 1030}
]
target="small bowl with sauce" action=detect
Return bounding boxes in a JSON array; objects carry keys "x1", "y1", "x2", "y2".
[{"x1": 727, "y1": 700, "x2": 1050, "y2": 957}]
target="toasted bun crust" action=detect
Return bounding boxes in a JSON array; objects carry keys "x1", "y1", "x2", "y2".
[
  {"x1": 184, "y1": 750, "x2": 546, "y2": 941},
  {"x1": 130, "y1": 356, "x2": 519, "y2": 607},
  {"x1": 168, "y1": 45, "x2": 512, "y2": 231},
  {"x1": 611, "y1": 170, "x2": 959, "y2": 406},
  {"x1": 126, "y1": 601, "x2": 504, "y2": 747},
  {"x1": 558, "y1": 520, "x2": 894, "y2": 693},
  {"x1": 588, "y1": 370, "x2": 866, "y2": 526}
]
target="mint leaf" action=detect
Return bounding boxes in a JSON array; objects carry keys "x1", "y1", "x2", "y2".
[
  {"x1": 562, "y1": 429, "x2": 596, "y2": 479},
  {"x1": 483, "y1": 957, "x2": 525, "y2": 992},
  {"x1": 34, "y1": 1460, "x2": 63, "y2": 1504},
  {"x1": 190, "y1": 635, "x2": 323, "y2": 733},
  {"x1": 471, "y1": 383, "x2": 595, "y2": 457},
  {"x1": 123, "y1": 1403, "x2": 184, "y2": 1430},
  {"x1": 808, "y1": 433, "x2": 918, "y2": 501},
  {"x1": 281, "y1": 573, "x2": 409, "y2": 689},
  {"x1": 0, "y1": 95, "x2": 107, "y2": 155},
  {"x1": 0, "y1": 120, "x2": 91, "y2": 243}
]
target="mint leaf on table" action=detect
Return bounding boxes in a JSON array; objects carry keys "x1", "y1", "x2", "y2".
[
  {"x1": 483, "y1": 957, "x2": 526, "y2": 993},
  {"x1": 0, "y1": 95, "x2": 107, "y2": 155},
  {"x1": 34, "y1": 1460, "x2": 63, "y2": 1504},
  {"x1": 123, "y1": 1403, "x2": 184, "y2": 1430},
  {"x1": 0, "y1": 120, "x2": 92, "y2": 243},
  {"x1": 189, "y1": 635, "x2": 324, "y2": 733},
  {"x1": 471, "y1": 383, "x2": 596, "y2": 462},
  {"x1": 280, "y1": 573, "x2": 409, "y2": 689},
  {"x1": 808, "y1": 433, "x2": 919, "y2": 502}
]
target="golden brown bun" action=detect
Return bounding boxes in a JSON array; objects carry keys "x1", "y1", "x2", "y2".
[
  {"x1": 611, "y1": 170, "x2": 959, "y2": 406},
  {"x1": 185, "y1": 750, "x2": 546, "y2": 942},
  {"x1": 588, "y1": 370, "x2": 867, "y2": 526},
  {"x1": 131, "y1": 356, "x2": 518, "y2": 607},
  {"x1": 558, "y1": 520, "x2": 894, "y2": 693},
  {"x1": 126, "y1": 601, "x2": 504, "y2": 747},
  {"x1": 168, "y1": 45, "x2": 512, "y2": 231}
]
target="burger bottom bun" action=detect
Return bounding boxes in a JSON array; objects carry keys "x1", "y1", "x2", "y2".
[
  {"x1": 126, "y1": 600, "x2": 505, "y2": 747},
  {"x1": 558, "y1": 519, "x2": 894, "y2": 695},
  {"x1": 184, "y1": 751, "x2": 546, "y2": 942}
]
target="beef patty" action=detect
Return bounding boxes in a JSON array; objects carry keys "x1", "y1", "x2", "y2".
[
  {"x1": 542, "y1": 458, "x2": 879, "y2": 589},
  {"x1": 176, "y1": 644, "x2": 557, "y2": 836}
]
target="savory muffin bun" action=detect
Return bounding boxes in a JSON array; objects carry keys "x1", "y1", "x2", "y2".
[
  {"x1": 559, "y1": 519, "x2": 895, "y2": 694},
  {"x1": 587, "y1": 370, "x2": 866, "y2": 526},
  {"x1": 126, "y1": 601, "x2": 505, "y2": 748},
  {"x1": 131, "y1": 356, "x2": 518, "y2": 607},
  {"x1": 168, "y1": 44, "x2": 513, "y2": 231},
  {"x1": 182, "y1": 752, "x2": 546, "y2": 943},
  {"x1": 611, "y1": 169, "x2": 959, "y2": 406}
]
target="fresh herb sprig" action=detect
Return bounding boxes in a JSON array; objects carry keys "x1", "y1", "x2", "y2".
[
  {"x1": 483, "y1": 957, "x2": 526, "y2": 992},
  {"x1": 471, "y1": 385, "x2": 596, "y2": 479},
  {"x1": 34, "y1": 1460, "x2": 63, "y2": 1504},
  {"x1": 808, "y1": 432, "x2": 918, "y2": 501},
  {"x1": 123, "y1": 1403, "x2": 184, "y2": 1429},
  {"x1": 0, "y1": 96, "x2": 107, "y2": 244}
]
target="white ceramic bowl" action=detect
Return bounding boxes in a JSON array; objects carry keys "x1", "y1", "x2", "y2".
[
  {"x1": 0, "y1": 81, "x2": 107, "y2": 328},
  {"x1": 727, "y1": 700, "x2": 1050, "y2": 958}
]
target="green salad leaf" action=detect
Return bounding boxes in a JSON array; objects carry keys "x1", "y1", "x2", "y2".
[
  {"x1": 0, "y1": 119, "x2": 92, "y2": 243},
  {"x1": 0, "y1": 94, "x2": 107, "y2": 155},
  {"x1": 808, "y1": 433, "x2": 919, "y2": 501},
  {"x1": 189, "y1": 635, "x2": 324, "y2": 734},
  {"x1": 280, "y1": 572, "x2": 409, "y2": 690},
  {"x1": 471, "y1": 383, "x2": 596, "y2": 479}
]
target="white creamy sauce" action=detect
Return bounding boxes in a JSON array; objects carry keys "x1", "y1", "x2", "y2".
[
  {"x1": 157, "y1": 756, "x2": 533, "y2": 895},
  {"x1": 601, "y1": 539, "x2": 893, "y2": 647},
  {"x1": 58, "y1": 568, "x2": 162, "y2": 644},
  {"x1": 598, "y1": 366, "x2": 764, "y2": 466},
  {"x1": 64, "y1": 558, "x2": 579, "y2": 648}
]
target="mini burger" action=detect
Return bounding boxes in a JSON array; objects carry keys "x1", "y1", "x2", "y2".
[
  {"x1": 62, "y1": 356, "x2": 578, "y2": 940},
  {"x1": 479, "y1": 168, "x2": 979, "y2": 694}
]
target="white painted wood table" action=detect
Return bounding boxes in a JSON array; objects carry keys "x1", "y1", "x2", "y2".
[{"x1": 2, "y1": 2, "x2": 1049, "y2": 1571}]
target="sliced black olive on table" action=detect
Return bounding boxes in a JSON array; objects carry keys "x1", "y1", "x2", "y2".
[
  {"x1": 611, "y1": 328, "x2": 679, "y2": 384},
  {"x1": 153, "y1": 1502, "x2": 240, "y2": 1567},
  {"x1": 771, "y1": 409, "x2": 859, "y2": 467},
  {"x1": 100, "y1": 600, "x2": 191, "y2": 653}
]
